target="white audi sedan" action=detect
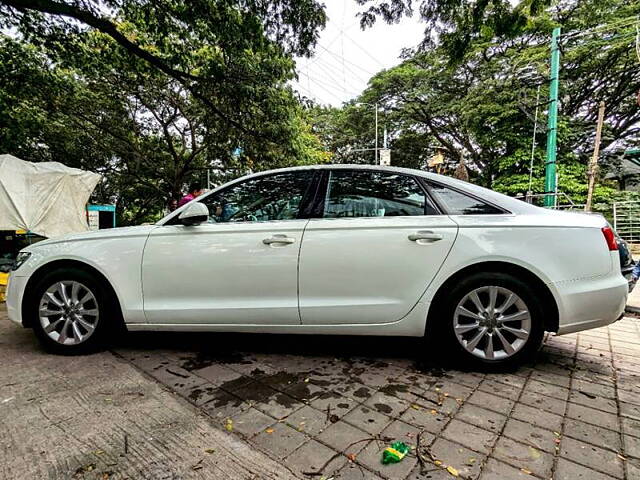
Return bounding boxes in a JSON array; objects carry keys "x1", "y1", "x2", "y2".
[{"x1": 6, "y1": 165, "x2": 628, "y2": 367}]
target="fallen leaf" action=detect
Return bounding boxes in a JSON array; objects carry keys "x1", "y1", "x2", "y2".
[
  {"x1": 520, "y1": 468, "x2": 533, "y2": 475},
  {"x1": 446, "y1": 466, "x2": 459, "y2": 476},
  {"x1": 430, "y1": 409, "x2": 438, "y2": 415},
  {"x1": 411, "y1": 404, "x2": 421, "y2": 410},
  {"x1": 304, "y1": 378, "x2": 310, "y2": 383},
  {"x1": 225, "y1": 419, "x2": 233, "y2": 432},
  {"x1": 466, "y1": 457, "x2": 476, "y2": 465},
  {"x1": 347, "y1": 453, "x2": 357, "y2": 462},
  {"x1": 204, "y1": 448, "x2": 215, "y2": 454},
  {"x1": 434, "y1": 460, "x2": 443, "y2": 466},
  {"x1": 265, "y1": 428, "x2": 274, "y2": 434},
  {"x1": 528, "y1": 446, "x2": 541, "y2": 460}
]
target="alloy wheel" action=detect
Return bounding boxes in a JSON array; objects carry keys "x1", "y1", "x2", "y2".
[
  {"x1": 453, "y1": 285, "x2": 531, "y2": 361},
  {"x1": 38, "y1": 281, "x2": 100, "y2": 345}
]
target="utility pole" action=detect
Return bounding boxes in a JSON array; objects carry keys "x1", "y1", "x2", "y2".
[
  {"x1": 544, "y1": 27, "x2": 561, "y2": 207},
  {"x1": 374, "y1": 102, "x2": 378, "y2": 164},
  {"x1": 356, "y1": 102, "x2": 379, "y2": 164},
  {"x1": 585, "y1": 101, "x2": 606, "y2": 212}
]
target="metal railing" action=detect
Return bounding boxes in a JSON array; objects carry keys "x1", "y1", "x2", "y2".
[
  {"x1": 517, "y1": 192, "x2": 585, "y2": 210},
  {"x1": 613, "y1": 201, "x2": 640, "y2": 244}
]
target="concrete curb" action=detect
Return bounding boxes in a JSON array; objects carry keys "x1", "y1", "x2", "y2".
[{"x1": 625, "y1": 305, "x2": 640, "y2": 314}]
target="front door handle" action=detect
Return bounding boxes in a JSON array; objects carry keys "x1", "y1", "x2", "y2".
[
  {"x1": 408, "y1": 231, "x2": 443, "y2": 242},
  {"x1": 263, "y1": 234, "x2": 296, "y2": 245}
]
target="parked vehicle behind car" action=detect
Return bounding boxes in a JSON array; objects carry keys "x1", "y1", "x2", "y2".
[
  {"x1": 615, "y1": 232, "x2": 635, "y2": 288},
  {"x1": 6, "y1": 165, "x2": 628, "y2": 367}
]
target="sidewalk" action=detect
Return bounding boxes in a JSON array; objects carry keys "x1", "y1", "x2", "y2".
[
  {"x1": 627, "y1": 283, "x2": 640, "y2": 314},
  {"x1": 0, "y1": 306, "x2": 298, "y2": 480}
]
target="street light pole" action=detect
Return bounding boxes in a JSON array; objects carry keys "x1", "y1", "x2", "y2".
[
  {"x1": 356, "y1": 102, "x2": 379, "y2": 164},
  {"x1": 374, "y1": 102, "x2": 378, "y2": 164}
]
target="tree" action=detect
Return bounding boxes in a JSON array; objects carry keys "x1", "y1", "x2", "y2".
[
  {"x1": 356, "y1": 0, "x2": 552, "y2": 59},
  {"x1": 0, "y1": 1, "x2": 330, "y2": 224},
  {"x1": 313, "y1": 0, "x2": 640, "y2": 204}
]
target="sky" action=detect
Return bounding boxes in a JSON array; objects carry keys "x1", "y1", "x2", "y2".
[{"x1": 292, "y1": 1, "x2": 426, "y2": 107}]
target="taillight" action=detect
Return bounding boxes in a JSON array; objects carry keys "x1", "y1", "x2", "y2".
[{"x1": 601, "y1": 227, "x2": 618, "y2": 251}]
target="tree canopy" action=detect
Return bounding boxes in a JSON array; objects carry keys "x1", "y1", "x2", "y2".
[
  {"x1": 310, "y1": 0, "x2": 640, "y2": 205},
  {"x1": 0, "y1": 0, "x2": 330, "y2": 224}
]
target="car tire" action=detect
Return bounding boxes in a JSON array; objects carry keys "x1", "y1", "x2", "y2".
[
  {"x1": 430, "y1": 271, "x2": 545, "y2": 369},
  {"x1": 28, "y1": 267, "x2": 119, "y2": 355}
]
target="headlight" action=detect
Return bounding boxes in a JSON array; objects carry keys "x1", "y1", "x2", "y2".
[{"x1": 12, "y1": 251, "x2": 32, "y2": 271}]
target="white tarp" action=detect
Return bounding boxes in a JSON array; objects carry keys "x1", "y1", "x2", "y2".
[{"x1": 0, "y1": 154, "x2": 101, "y2": 238}]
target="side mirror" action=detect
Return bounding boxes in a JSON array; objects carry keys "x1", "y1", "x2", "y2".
[{"x1": 178, "y1": 202, "x2": 209, "y2": 226}]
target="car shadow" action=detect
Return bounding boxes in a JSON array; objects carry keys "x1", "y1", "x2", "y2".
[{"x1": 113, "y1": 330, "x2": 534, "y2": 374}]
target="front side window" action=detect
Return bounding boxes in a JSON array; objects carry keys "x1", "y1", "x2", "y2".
[
  {"x1": 323, "y1": 170, "x2": 437, "y2": 218},
  {"x1": 199, "y1": 171, "x2": 314, "y2": 223},
  {"x1": 427, "y1": 182, "x2": 504, "y2": 215}
]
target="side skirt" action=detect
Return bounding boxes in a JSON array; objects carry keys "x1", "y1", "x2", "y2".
[{"x1": 126, "y1": 302, "x2": 429, "y2": 337}]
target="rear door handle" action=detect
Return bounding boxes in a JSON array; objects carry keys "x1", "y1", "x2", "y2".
[
  {"x1": 408, "y1": 231, "x2": 443, "y2": 242},
  {"x1": 263, "y1": 234, "x2": 296, "y2": 245}
]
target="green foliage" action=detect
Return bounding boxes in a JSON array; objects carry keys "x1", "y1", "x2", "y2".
[
  {"x1": 0, "y1": 0, "x2": 328, "y2": 225},
  {"x1": 315, "y1": 0, "x2": 640, "y2": 207}
]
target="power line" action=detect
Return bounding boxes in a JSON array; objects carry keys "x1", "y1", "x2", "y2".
[
  {"x1": 297, "y1": 59, "x2": 363, "y2": 97},
  {"x1": 560, "y1": 16, "x2": 639, "y2": 41},
  {"x1": 317, "y1": 44, "x2": 376, "y2": 77},
  {"x1": 341, "y1": 30, "x2": 387, "y2": 69},
  {"x1": 313, "y1": 55, "x2": 370, "y2": 86}
]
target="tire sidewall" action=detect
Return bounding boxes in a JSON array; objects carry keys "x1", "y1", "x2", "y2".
[
  {"x1": 29, "y1": 268, "x2": 113, "y2": 354},
  {"x1": 433, "y1": 271, "x2": 545, "y2": 369}
]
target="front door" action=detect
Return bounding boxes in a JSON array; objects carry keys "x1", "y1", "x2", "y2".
[
  {"x1": 299, "y1": 169, "x2": 458, "y2": 325},
  {"x1": 142, "y1": 170, "x2": 316, "y2": 325}
]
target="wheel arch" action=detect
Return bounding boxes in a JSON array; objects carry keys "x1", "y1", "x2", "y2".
[
  {"x1": 426, "y1": 261, "x2": 559, "y2": 334},
  {"x1": 21, "y1": 259, "x2": 124, "y2": 328}
]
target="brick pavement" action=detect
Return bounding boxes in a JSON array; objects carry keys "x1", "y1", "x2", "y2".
[{"x1": 111, "y1": 316, "x2": 640, "y2": 480}]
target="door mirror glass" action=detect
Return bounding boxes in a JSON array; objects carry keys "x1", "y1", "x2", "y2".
[{"x1": 178, "y1": 202, "x2": 209, "y2": 226}]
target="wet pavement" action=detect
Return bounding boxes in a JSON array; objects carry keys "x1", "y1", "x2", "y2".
[{"x1": 114, "y1": 317, "x2": 640, "y2": 480}]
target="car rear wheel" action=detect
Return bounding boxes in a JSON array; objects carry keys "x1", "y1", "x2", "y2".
[
  {"x1": 433, "y1": 272, "x2": 544, "y2": 369},
  {"x1": 29, "y1": 267, "x2": 118, "y2": 354}
]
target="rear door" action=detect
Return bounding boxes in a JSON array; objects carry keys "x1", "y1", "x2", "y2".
[{"x1": 298, "y1": 169, "x2": 458, "y2": 325}]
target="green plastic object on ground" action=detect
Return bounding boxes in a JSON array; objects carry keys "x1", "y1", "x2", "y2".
[{"x1": 381, "y1": 441, "x2": 410, "y2": 464}]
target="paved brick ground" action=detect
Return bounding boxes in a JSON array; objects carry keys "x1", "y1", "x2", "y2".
[
  {"x1": 114, "y1": 318, "x2": 640, "y2": 480},
  {"x1": 0, "y1": 307, "x2": 297, "y2": 480}
]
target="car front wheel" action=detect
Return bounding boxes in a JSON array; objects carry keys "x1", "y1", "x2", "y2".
[
  {"x1": 434, "y1": 272, "x2": 545, "y2": 369},
  {"x1": 29, "y1": 268, "x2": 117, "y2": 354}
]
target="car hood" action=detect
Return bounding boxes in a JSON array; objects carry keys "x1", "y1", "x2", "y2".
[{"x1": 27, "y1": 225, "x2": 156, "y2": 249}]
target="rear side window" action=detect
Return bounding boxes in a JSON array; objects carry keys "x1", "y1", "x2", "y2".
[
  {"x1": 427, "y1": 183, "x2": 504, "y2": 215},
  {"x1": 323, "y1": 170, "x2": 439, "y2": 218}
]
